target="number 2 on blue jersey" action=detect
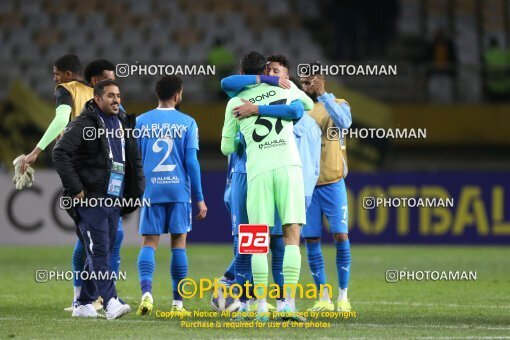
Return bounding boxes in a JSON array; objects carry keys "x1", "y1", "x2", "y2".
[{"x1": 152, "y1": 137, "x2": 176, "y2": 172}]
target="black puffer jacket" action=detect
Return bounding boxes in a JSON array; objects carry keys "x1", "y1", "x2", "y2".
[{"x1": 53, "y1": 99, "x2": 145, "y2": 218}]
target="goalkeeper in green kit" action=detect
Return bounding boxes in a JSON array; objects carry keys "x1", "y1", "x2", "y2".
[{"x1": 221, "y1": 51, "x2": 310, "y2": 322}]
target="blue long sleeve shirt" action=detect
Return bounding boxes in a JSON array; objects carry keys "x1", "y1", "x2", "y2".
[
  {"x1": 317, "y1": 92, "x2": 352, "y2": 129},
  {"x1": 185, "y1": 148, "x2": 204, "y2": 202}
]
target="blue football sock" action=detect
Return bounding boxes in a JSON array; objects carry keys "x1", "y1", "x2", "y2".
[
  {"x1": 137, "y1": 246, "x2": 155, "y2": 295},
  {"x1": 270, "y1": 236, "x2": 285, "y2": 300},
  {"x1": 72, "y1": 239, "x2": 85, "y2": 288},
  {"x1": 234, "y1": 235, "x2": 252, "y2": 302},
  {"x1": 335, "y1": 239, "x2": 351, "y2": 289},
  {"x1": 171, "y1": 248, "x2": 188, "y2": 301},
  {"x1": 110, "y1": 228, "x2": 124, "y2": 276},
  {"x1": 306, "y1": 241, "x2": 327, "y2": 290},
  {"x1": 224, "y1": 258, "x2": 236, "y2": 281}
]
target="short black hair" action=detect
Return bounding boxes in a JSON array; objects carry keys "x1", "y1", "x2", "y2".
[
  {"x1": 94, "y1": 79, "x2": 119, "y2": 97},
  {"x1": 155, "y1": 75, "x2": 183, "y2": 101},
  {"x1": 84, "y1": 59, "x2": 115, "y2": 83},
  {"x1": 240, "y1": 51, "x2": 266, "y2": 75},
  {"x1": 267, "y1": 54, "x2": 290, "y2": 70},
  {"x1": 53, "y1": 54, "x2": 81, "y2": 73}
]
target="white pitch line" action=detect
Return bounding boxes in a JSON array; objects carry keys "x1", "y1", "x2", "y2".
[
  {"x1": 417, "y1": 337, "x2": 510, "y2": 340},
  {"x1": 52, "y1": 318, "x2": 170, "y2": 324},
  {"x1": 0, "y1": 317, "x2": 22, "y2": 321},
  {"x1": 0, "y1": 316, "x2": 173, "y2": 324},
  {"x1": 355, "y1": 301, "x2": 510, "y2": 310},
  {"x1": 333, "y1": 323, "x2": 510, "y2": 331}
]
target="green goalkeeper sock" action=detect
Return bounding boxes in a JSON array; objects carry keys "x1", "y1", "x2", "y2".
[
  {"x1": 251, "y1": 253, "x2": 268, "y2": 308},
  {"x1": 283, "y1": 245, "x2": 301, "y2": 304}
]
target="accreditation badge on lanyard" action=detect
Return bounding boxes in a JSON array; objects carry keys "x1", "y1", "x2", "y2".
[{"x1": 100, "y1": 116, "x2": 126, "y2": 197}]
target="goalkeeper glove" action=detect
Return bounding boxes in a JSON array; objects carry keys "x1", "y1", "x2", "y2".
[
  {"x1": 12, "y1": 154, "x2": 25, "y2": 185},
  {"x1": 16, "y1": 166, "x2": 35, "y2": 190},
  {"x1": 12, "y1": 154, "x2": 35, "y2": 190}
]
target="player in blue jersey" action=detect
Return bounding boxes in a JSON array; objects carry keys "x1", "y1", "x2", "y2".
[
  {"x1": 219, "y1": 54, "x2": 320, "y2": 319},
  {"x1": 135, "y1": 75, "x2": 207, "y2": 315},
  {"x1": 300, "y1": 62, "x2": 353, "y2": 312}
]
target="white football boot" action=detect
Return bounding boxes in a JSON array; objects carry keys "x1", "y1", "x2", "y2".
[{"x1": 105, "y1": 297, "x2": 131, "y2": 320}]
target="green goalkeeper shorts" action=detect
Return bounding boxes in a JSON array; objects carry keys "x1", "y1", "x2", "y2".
[{"x1": 246, "y1": 165, "x2": 306, "y2": 226}]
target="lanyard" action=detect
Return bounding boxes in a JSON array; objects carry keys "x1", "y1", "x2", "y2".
[{"x1": 98, "y1": 115, "x2": 125, "y2": 163}]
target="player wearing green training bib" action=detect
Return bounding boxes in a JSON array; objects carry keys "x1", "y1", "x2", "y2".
[
  {"x1": 221, "y1": 51, "x2": 311, "y2": 322},
  {"x1": 222, "y1": 77, "x2": 311, "y2": 226}
]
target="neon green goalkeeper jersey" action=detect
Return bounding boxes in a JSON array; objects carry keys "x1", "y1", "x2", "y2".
[{"x1": 222, "y1": 82, "x2": 312, "y2": 181}]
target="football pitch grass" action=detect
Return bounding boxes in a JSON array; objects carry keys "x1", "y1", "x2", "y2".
[{"x1": 0, "y1": 244, "x2": 509, "y2": 339}]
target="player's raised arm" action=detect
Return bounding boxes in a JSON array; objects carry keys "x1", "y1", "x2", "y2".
[
  {"x1": 221, "y1": 99, "x2": 240, "y2": 156},
  {"x1": 221, "y1": 75, "x2": 291, "y2": 98},
  {"x1": 233, "y1": 98, "x2": 305, "y2": 120},
  {"x1": 230, "y1": 56, "x2": 313, "y2": 120},
  {"x1": 221, "y1": 75, "x2": 258, "y2": 98},
  {"x1": 318, "y1": 93, "x2": 352, "y2": 129},
  {"x1": 312, "y1": 75, "x2": 352, "y2": 129}
]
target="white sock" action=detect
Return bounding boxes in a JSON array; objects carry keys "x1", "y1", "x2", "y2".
[
  {"x1": 276, "y1": 299, "x2": 285, "y2": 311},
  {"x1": 321, "y1": 286, "x2": 331, "y2": 302},
  {"x1": 142, "y1": 292, "x2": 153, "y2": 303},
  {"x1": 73, "y1": 286, "x2": 81, "y2": 301},
  {"x1": 285, "y1": 297, "x2": 295, "y2": 310},
  {"x1": 338, "y1": 288, "x2": 348, "y2": 301},
  {"x1": 173, "y1": 300, "x2": 183, "y2": 308},
  {"x1": 257, "y1": 299, "x2": 267, "y2": 313}
]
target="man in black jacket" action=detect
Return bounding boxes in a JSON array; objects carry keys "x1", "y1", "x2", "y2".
[{"x1": 53, "y1": 79, "x2": 144, "y2": 320}]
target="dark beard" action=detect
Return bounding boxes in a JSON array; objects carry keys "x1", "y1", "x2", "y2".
[{"x1": 307, "y1": 92, "x2": 318, "y2": 102}]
